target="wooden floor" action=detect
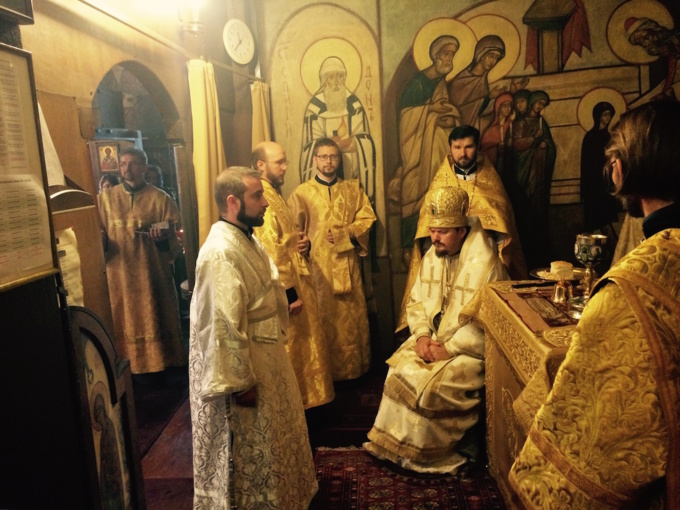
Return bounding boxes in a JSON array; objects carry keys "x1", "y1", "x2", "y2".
[
  {"x1": 141, "y1": 396, "x2": 194, "y2": 510},
  {"x1": 136, "y1": 367, "x2": 386, "y2": 509}
]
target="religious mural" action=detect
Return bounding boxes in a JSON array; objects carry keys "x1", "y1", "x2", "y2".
[
  {"x1": 384, "y1": 0, "x2": 676, "y2": 274},
  {"x1": 269, "y1": 4, "x2": 385, "y2": 254},
  {"x1": 83, "y1": 339, "x2": 131, "y2": 509},
  {"x1": 299, "y1": 51, "x2": 377, "y2": 204},
  {"x1": 267, "y1": 0, "x2": 679, "y2": 323}
]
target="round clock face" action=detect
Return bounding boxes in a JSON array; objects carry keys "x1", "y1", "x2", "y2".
[{"x1": 223, "y1": 19, "x2": 255, "y2": 65}]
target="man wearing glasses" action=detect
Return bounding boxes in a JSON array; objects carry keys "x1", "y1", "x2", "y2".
[{"x1": 289, "y1": 138, "x2": 376, "y2": 381}]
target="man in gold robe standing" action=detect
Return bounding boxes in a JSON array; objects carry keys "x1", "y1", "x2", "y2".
[
  {"x1": 397, "y1": 125, "x2": 525, "y2": 330},
  {"x1": 510, "y1": 101, "x2": 680, "y2": 508},
  {"x1": 189, "y1": 167, "x2": 317, "y2": 509},
  {"x1": 365, "y1": 187, "x2": 508, "y2": 473},
  {"x1": 252, "y1": 141, "x2": 335, "y2": 409},
  {"x1": 289, "y1": 138, "x2": 377, "y2": 381},
  {"x1": 98, "y1": 147, "x2": 186, "y2": 374}
]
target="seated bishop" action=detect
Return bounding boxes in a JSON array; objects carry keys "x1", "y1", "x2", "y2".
[{"x1": 364, "y1": 186, "x2": 508, "y2": 474}]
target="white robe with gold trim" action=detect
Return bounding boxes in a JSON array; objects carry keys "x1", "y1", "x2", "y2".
[
  {"x1": 189, "y1": 221, "x2": 317, "y2": 509},
  {"x1": 365, "y1": 218, "x2": 508, "y2": 473}
]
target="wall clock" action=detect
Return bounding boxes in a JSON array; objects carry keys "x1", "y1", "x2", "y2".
[{"x1": 223, "y1": 19, "x2": 255, "y2": 65}]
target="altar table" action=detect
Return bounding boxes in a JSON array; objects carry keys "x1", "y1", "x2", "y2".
[{"x1": 476, "y1": 281, "x2": 579, "y2": 509}]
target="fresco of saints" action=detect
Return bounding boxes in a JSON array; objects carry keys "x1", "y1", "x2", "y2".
[
  {"x1": 479, "y1": 92, "x2": 514, "y2": 185},
  {"x1": 447, "y1": 35, "x2": 508, "y2": 134},
  {"x1": 511, "y1": 90, "x2": 556, "y2": 270},
  {"x1": 581, "y1": 101, "x2": 618, "y2": 234},
  {"x1": 388, "y1": 35, "x2": 461, "y2": 247},
  {"x1": 626, "y1": 16, "x2": 680, "y2": 101},
  {"x1": 300, "y1": 56, "x2": 376, "y2": 202}
]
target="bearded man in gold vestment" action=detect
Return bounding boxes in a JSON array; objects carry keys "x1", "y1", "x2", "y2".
[
  {"x1": 365, "y1": 187, "x2": 508, "y2": 473},
  {"x1": 510, "y1": 101, "x2": 680, "y2": 509},
  {"x1": 397, "y1": 125, "x2": 525, "y2": 330},
  {"x1": 252, "y1": 141, "x2": 335, "y2": 409},
  {"x1": 98, "y1": 147, "x2": 186, "y2": 374},
  {"x1": 289, "y1": 138, "x2": 377, "y2": 381}
]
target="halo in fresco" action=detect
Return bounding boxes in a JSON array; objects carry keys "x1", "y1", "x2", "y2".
[
  {"x1": 300, "y1": 38, "x2": 362, "y2": 96},
  {"x1": 466, "y1": 14, "x2": 520, "y2": 83},
  {"x1": 577, "y1": 87, "x2": 627, "y2": 131},
  {"x1": 607, "y1": 0, "x2": 673, "y2": 64},
  {"x1": 89, "y1": 380, "x2": 108, "y2": 432},
  {"x1": 413, "y1": 18, "x2": 476, "y2": 81}
]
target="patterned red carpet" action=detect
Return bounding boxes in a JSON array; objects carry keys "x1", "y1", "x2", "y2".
[{"x1": 310, "y1": 447, "x2": 506, "y2": 510}]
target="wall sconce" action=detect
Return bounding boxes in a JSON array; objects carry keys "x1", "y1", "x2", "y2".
[{"x1": 178, "y1": 1, "x2": 204, "y2": 36}]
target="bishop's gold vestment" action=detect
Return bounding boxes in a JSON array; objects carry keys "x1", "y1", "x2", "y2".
[
  {"x1": 98, "y1": 183, "x2": 186, "y2": 373},
  {"x1": 510, "y1": 228, "x2": 680, "y2": 509},
  {"x1": 365, "y1": 219, "x2": 508, "y2": 473},
  {"x1": 397, "y1": 155, "x2": 526, "y2": 330},
  {"x1": 288, "y1": 177, "x2": 376, "y2": 381},
  {"x1": 254, "y1": 180, "x2": 335, "y2": 409},
  {"x1": 190, "y1": 221, "x2": 317, "y2": 509}
]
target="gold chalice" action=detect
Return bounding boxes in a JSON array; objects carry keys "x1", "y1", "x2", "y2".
[{"x1": 574, "y1": 234, "x2": 608, "y2": 300}]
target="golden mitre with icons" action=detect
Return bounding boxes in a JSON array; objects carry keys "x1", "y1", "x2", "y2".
[{"x1": 425, "y1": 187, "x2": 469, "y2": 229}]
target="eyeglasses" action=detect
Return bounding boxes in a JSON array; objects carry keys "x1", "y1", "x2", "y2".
[
  {"x1": 266, "y1": 159, "x2": 288, "y2": 166},
  {"x1": 315, "y1": 154, "x2": 341, "y2": 162}
]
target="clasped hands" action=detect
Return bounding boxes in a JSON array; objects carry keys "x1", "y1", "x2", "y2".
[{"x1": 415, "y1": 336, "x2": 450, "y2": 363}]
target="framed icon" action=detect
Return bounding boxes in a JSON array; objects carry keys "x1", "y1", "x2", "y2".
[{"x1": 98, "y1": 144, "x2": 119, "y2": 172}]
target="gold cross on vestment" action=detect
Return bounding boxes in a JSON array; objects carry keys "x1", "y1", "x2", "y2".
[
  {"x1": 420, "y1": 265, "x2": 438, "y2": 298},
  {"x1": 453, "y1": 273, "x2": 476, "y2": 306}
]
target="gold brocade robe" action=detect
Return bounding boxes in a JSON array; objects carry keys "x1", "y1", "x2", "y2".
[
  {"x1": 253, "y1": 180, "x2": 335, "y2": 409},
  {"x1": 98, "y1": 184, "x2": 186, "y2": 373},
  {"x1": 190, "y1": 221, "x2": 317, "y2": 509},
  {"x1": 365, "y1": 219, "x2": 508, "y2": 473},
  {"x1": 510, "y1": 228, "x2": 680, "y2": 509},
  {"x1": 397, "y1": 155, "x2": 526, "y2": 331},
  {"x1": 288, "y1": 178, "x2": 376, "y2": 381}
]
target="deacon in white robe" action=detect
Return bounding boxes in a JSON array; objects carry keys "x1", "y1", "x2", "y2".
[
  {"x1": 365, "y1": 186, "x2": 507, "y2": 474},
  {"x1": 189, "y1": 167, "x2": 317, "y2": 510}
]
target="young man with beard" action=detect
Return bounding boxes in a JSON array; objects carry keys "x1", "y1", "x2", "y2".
[
  {"x1": 251, "y1": 141, "x2": 335, "y2": 410},
  {"x1": 510, "y1": 101, "x2": 680, "y2": 508},
  {"x1": 365, "y1": 187, "x2": 507, "y2": 474},
  {"x1": 189, "y1": 166, "x2": 317, "y2": 509},
  {"x1": 98, "y1": 147, "x2": 186, "y2": 376},
  {"x1": 397, "y1": 124, "x2": 525, "y2": 330},
  {"x1": 288, "y1": 138, "x2": 376, "y2": 381}
]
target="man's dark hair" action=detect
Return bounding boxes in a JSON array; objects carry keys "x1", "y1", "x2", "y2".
[
  {"x1": 604, "y1": 100, "x2": 680, "y2": 204},
  {"x1": 214, "y1": 166, "x2": 261, "y2": 212},
  {"x1": 119, "y1": 147, "x2": 148, "y2": 165},
  {"x1": 99, "y1": 173, "x2": 119, "y2": 189},
  {"x1": 449, "y1": 125, "x2": 480, "y2": 146},
  {"x1": 145, "y1": 165, "x2": 164, "y2": 187},
  {"x1": 312, "y1": 138, "x2": 340, "y2": 156}
]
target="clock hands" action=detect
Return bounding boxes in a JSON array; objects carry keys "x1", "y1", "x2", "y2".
[{"x1": 232, "y1": 32, "x2": 243, "y2": 52}]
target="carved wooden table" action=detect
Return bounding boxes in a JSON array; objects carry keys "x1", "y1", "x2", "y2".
[{"x1": 476, "y1": 281, "x2": 577, "y2": 509}]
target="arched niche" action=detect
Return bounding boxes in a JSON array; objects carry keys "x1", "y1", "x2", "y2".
[
  {"x1": 91, "y1": 61, "x2": 195, "y2": 314},
  {"x1": 91, "y1": 61, "x2": 183, "y2": 201}
]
